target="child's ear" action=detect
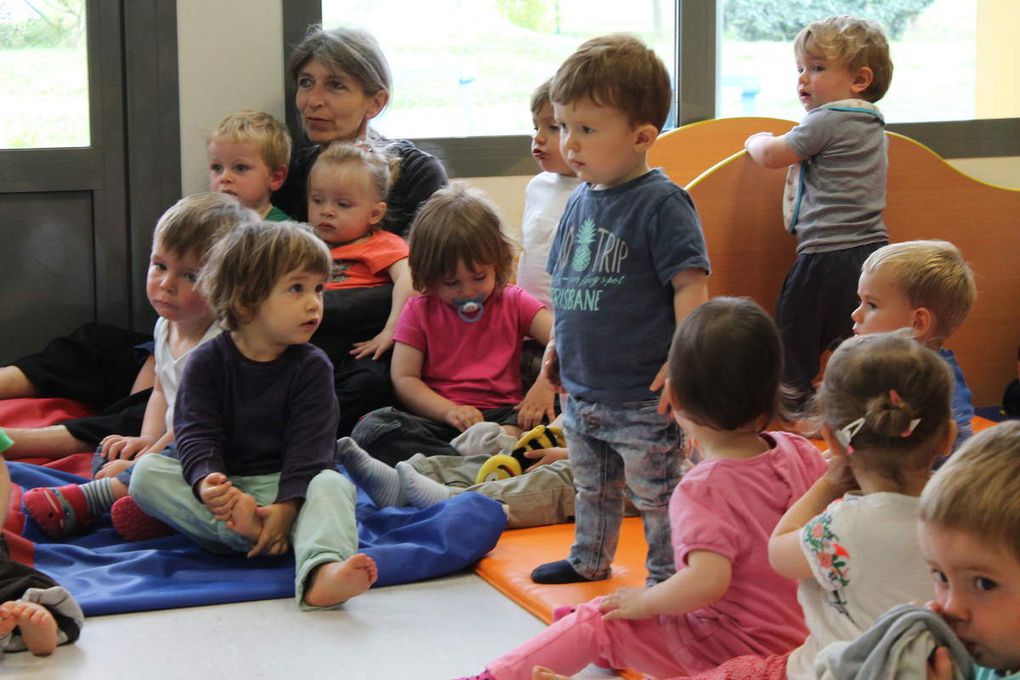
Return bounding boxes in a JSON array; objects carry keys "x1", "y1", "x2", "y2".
[
  {"x1": 850, "y1": 66, "x2": 874, "y2": 96},
  {"x1": 911, "y1": 306, "x2": 936, "y2": 342},
  {"x1": 368, "y1": 201, "x2": 388, "y2": 226},
  {"x1": 937, "y1": 420, "x2": 958, "y2": 457},
  {"x1": 664, "y1": 379, "x2": 683, "y2": 422},
  {"x1": 633, "y1": 123, "x2": 659, "y2": 151},
  {"x1": 269, "y1": 165, "x2": 288, "y2": 192}
]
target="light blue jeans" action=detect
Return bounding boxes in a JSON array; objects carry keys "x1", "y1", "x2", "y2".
[{"x1": 564, "y1": 396, "x2": 685, "y2": 585}]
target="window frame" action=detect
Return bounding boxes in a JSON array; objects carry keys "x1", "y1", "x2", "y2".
[{"x1": 285, "y1": 0, "x2": 1020, "y2": 178}]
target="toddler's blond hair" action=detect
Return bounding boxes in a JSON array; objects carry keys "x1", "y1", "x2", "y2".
[
  {"x1": 862, "y1": 240, "x2": 976, "y2": 340},
  {"x1": 920, "y1": 421, "x2": 1020, "y2": 562},
  {"x1": 794, "y1": 15, "x2": 893, "y2": 102},
  {"x1": 208, "y1": 110, "x2": 292, "y2": 172}
]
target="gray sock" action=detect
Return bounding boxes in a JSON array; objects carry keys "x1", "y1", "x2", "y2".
[
  {"x1": 336, "y1": 437, "x2": 404, "y2": 506},
  {"x1": 80, "y1": 477, "x2": 117, "y2": 516},
  {"x1": 396, "y1": 461, "x2": 455, "y2": 508}
]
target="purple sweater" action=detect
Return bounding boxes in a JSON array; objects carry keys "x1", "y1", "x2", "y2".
[{"x1": 173, "y1": 333, "x2": 339, "y2": 504}]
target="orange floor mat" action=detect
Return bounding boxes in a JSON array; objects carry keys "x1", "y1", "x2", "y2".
[{"x1": 475, "y1": 517, "x2": 648, "y2": 625}]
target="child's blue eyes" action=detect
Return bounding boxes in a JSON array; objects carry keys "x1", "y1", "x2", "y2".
[{"x1": 975, "y1": 576, "x2": 998, "y2": 592}]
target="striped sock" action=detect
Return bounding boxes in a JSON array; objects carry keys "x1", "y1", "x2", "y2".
[
  {"x1": 79, "y1": 478, "x2": 118, "y2": 516},
  {"x1": 336, "y1": 437, "x2": 403, "y2": 506},
  {"x1": 396, "y1": 462, "x2": 454, "y2": 508}
]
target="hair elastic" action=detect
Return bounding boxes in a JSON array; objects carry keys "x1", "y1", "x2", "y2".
[{"x1": 888, "y1": 389, "x2": 921, "y2": 437}]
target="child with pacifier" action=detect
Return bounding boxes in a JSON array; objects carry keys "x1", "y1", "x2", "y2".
[{"x1": 350, "y1": 183, "x2": 553, "y2": 466}]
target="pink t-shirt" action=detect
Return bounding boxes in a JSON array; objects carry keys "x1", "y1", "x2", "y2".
[
  {"x1": 394, "y1": 284, "x2": 544, "y2": 410},
  {"x1": 665, "y1": 431, "x2": 827, "y2": 669}
]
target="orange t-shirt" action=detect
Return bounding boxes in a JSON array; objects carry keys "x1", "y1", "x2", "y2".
[{"x1": 326, "y1": 230, "x2": 409, "y2": 290}]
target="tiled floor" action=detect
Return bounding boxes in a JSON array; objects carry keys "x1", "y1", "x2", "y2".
[{"x1": 6, "y1": 572, "x2": 619, "y2": 679}]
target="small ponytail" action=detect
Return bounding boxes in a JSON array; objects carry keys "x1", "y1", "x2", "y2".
[{"x1": 819, "y1": 330, "x2": 953, "y2": 483}]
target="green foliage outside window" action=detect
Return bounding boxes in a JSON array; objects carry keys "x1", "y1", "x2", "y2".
[
  {"x1": 724, "y1": 0, "x2": 935, "y2": 41},
  {"x1": 0, "y1": 0, "x2": 84, "y2": 49}
]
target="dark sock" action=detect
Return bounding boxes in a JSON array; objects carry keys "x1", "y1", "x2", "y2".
[{"x1": 530, "y1": 559, "x2": 602, "y2": 584}]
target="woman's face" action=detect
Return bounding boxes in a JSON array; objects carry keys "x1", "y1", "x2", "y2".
[{"x1": 295, "y1": 58, "x2": 388, "y2": 145}]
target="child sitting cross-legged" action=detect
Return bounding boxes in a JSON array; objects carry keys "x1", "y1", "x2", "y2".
[
  {"x1": 128, "y1": 220, "x2": 377, "y2": 609},
  {"x1": 23, "y1": 193, "x2": 255, "y2": 539},
  {"x1": 461, "y1": 297, "x2": 827, "y2": 680},
  {"x1": 351, "y1": 183, "x2": 554, "y2": 467}
]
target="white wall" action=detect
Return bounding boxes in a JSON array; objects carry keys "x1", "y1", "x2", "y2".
[
  {"x1": 177, "y1": 0, "x2": 286, "y2": 196},
  {"x1": 175, "y1": 1, "x2": 1020, "y2": 226}
]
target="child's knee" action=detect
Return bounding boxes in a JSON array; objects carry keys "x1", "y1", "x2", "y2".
[
  {"x1": 308, "y1": 469, "x2": 355, "y2": 503},
  {"x1": 127, "y1": 454, "x2": 173, "y2": 499}
]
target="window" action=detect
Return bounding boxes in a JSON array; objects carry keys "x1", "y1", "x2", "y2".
[
  {"x1": 322, "y1": 0, "x2": 676, "y2": 138},
  {"x1": 0, "y1": 0, "x2": 90, "y2": 149},
  {"x1": 288, "y1": 0, "x2": 1019, "y2": 172},
  {"x1": 718, "y1": 0, "x2": 1003, "y2": 123}
]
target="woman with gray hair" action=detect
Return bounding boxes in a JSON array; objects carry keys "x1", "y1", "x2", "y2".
[{"x1": 274, "y1": 26, "x2": 448, "y2": 237}]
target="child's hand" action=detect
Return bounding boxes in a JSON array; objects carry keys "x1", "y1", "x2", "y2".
[
  {"x1": 650, "y1": 362, "x2": 671, "y2": 415},
  {"x1": 600, "y1": 587, "x2": 649, "y2": 620},
  {"x1": 247, "y1": 501, "x2": 298, "y2": 558},
  {"x1": 516, "y1": 378, "x2": 557, "y2": 430},
  {"x1": 540, "y1": 343, "x2": 564, "y2": 393},
  {"x1": 744, "y1": 131, "x2": 774, "y2": 151},
  {"x1": 99, "y1": 434, "x2": 157, "y2": 461},
  {"x1": 522, "y1": 446, "x2": 568, "y2": 472},
  {"x1": 532, "y1": 667, "x2": 571, "y2": 680},
  {"x1": 445, "y1": 404, "x2": 484, "y2": 432},
  {"x1": 819, "y1": 425, "x2": 860, "y2": 495},
  {"x1": 926, "y1": 647, "x2": 953, "y2": 680},
  {"x1": 198, "y1": 472, "x2": 238, "y2": 521},
  {"x1": 95, "y1": 457, "x2": 135, "y2": 480},
  {"x1": 350, "y1": 328, "x2": 395, "y2": 361}
]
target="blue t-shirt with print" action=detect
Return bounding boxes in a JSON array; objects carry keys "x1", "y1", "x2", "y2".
[{"x1": 547, "y1": 169, "x2": 710, "y2": 403}]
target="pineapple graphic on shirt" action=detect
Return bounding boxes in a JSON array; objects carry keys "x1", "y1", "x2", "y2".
[{"x1": 571, "y1": 218, "x2": 596, "y2": 272}]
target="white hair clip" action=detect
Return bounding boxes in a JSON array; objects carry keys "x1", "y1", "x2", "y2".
[
  {"x1": 903, "y1": 418, "x2": 922, "y2": 437},
  {"x1": 834, "y1": 417, "x2": 866, "y2": 453}
]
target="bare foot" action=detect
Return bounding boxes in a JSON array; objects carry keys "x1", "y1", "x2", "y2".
[
  {"x1": 304, "y1": 553, "x2": 378, "y2": 607},
  {"x1": 225, "y1": 491, "x2": 262, "y2": 543},
  {"x1": 0, "y1": 601, "x2": 58, "y2": 656}
]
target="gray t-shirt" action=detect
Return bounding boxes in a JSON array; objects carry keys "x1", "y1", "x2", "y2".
[
  {"x1": 547, "y1": 169, "x2": 710, "y2": 403},
  {"x1": 785, "y1": 101, "x2": 889, "y2": 254}
]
